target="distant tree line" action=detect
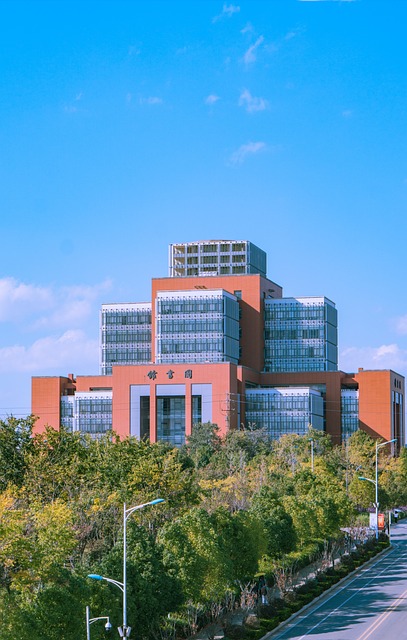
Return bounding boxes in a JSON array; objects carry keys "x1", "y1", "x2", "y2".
[{"x1": 0, "y1": 416, "x2": 405, "y2": 639}]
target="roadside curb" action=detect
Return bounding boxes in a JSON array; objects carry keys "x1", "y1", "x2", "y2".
[{"x1": 261, "y1": 544, "x2": 393, "y2": 640}]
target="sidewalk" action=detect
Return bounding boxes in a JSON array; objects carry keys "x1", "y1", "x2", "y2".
[
  {"x1": 192, "y1": 546, "x2": 349, "y2": 640},
  {"x1": 192, "y1": 566, "x2": 322, "y2": 639}
]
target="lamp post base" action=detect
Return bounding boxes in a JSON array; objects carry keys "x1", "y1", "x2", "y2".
[{"x1": 118, "y1": 625, "x2": 132, "y2": 638}]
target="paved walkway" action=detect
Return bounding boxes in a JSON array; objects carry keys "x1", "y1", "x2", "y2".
[{"x1": 193, "y1": 544, "x2": 352, "y2": 640}]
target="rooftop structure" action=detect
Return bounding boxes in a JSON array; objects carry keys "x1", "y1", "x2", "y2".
[{"x1": 169, "y1": 240, "x2": 267, "y2": 278}]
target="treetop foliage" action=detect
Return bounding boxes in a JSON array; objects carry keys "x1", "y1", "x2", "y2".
[{"x1": 0, "y1": 416, "x2": 403, "y2": 639}]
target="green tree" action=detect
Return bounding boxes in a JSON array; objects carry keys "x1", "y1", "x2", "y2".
[
  {"x1": 380, "y1": 447, "x2": 407, "y2": 507},
  {"x1": 209, "y1": 428, "x2": 272, "y2": 476},
  {"x1": 125, "y1": 445, "x2": 199, "y2": 527},
  {"x1": 14, "y1": 571, "x2": 88, "y2": 640},
  {"x1": 346, "y1": 432, "x2": 399, "y2": 511},
  {"x1": 0, "y1": 416, "x2": 34, "y2": 490},
  {"x1": 286, "y1": 468, "x2": 352, "y2": 545},
  {"x1": 23, "y1": 426, "x2": 93, "y2": 502},
  {"x1": 249, "y1": 486, "x2": 296, "y2": 557},
  {"x1": 346, "y1": 430, "x2": 376, "y2": 478},
  {"x1": 158, "y1": 507, "x2": 232, "y2": 603},
  {"x1": 211, "y1": 508, "x2": 266, "y2": 581},
  {"x1": 0, "y1": 488, "x2": 27, "y2": 591},
  {"x1": 184, "y1": 422, "x2": 222, "y2": 469},
  {"x1": 0, "y1": 491, "x2": 77, "y2": 596},
  {"x1": 94, "y1": 523, "x2": 182, "y2": 638}
]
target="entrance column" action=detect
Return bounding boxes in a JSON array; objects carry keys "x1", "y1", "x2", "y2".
[
  {"x1": 149, "y1": 384, "x2": 157, "y2": 443},
  {"x1": 185, "y1": 381, "x2": 192, "y2": 439}
]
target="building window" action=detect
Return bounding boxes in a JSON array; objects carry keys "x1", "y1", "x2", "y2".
[
  {"x1": 140, "y1": 396, "x2": 150, "y2": 440},
  {"x1": 192, "y1": 395, "x2": 202, "y2": 425},
  {"x1": 156, "y1": 396, "x2": 185, "y2": 446}
]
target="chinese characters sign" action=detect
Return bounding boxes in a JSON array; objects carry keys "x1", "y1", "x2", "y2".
[{"x1": 147, "y1": 369, "x2": 193, "y2": 380}]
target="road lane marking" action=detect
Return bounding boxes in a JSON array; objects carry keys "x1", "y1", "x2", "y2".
[
  {"x1": 269, "y1": 547, "x2": 402, "y2": 640},
  {"x1": 356, "y1": 586, "x2": 407, "y2": 640}
]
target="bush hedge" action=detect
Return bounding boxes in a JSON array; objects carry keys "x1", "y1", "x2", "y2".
[{"x1": 228, "y1": 536, "x2": 389, "y2": 640}]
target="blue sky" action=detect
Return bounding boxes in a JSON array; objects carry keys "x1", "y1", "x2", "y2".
[{"x1": 1, "y1": 0, "x2": 407, "y2": 417}]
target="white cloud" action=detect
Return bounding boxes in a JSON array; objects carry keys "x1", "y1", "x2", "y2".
[
  {"x1": 260, "y1": 28, "x2": 301, "y2": 58},
  {"x1": 340, "y1": 344, "x2": 407, "y2": 375},
  {"x1": 229, "y1": 141, "x2": 266, "y2": 165},
  {"x1": 35, "y1": 282, "x2": 112, "y2": 330},
  {"x1": 223, "y1": 4, "x2": 240, "y2": 16},
  {"x1": 0, "y1": 277, "x2": 111, "y2": 328},
  {"x1": 395, "y1": 315, "x2": 407, "y2": 335},
  {"x1": 213, "y1": 4, "x2": 240, "y2": 22},
  {"x1": 0, "y1": 331, "x2": 99, "y2": 374},
  {"x1": 139, "y1": 96, "x2": 163, "y2": 105},
  {"x1": 243, "y1": 36, "x2": 264, "y2": 66},
  {"x1": 342, "y1": 109, "x2": 353, "y2": 118},
  {"x1": 0, "y1": 278, "x2": 53, "y2": 321},
  {"x1": 128, "y1": 44, "x2": 141, "y2": 56},
  {"x1": 238, "y1": 89, "x2": 268, "y2": 113},
  {"x1": 375, "y1": 344, "x2": 400, "y2": 358},
  {"x1": 63, "y1": 105, "x2": 79, "y2": 114},
  {"x1": 284, "y1": 31, "x2": 298, "y2": 41},
  {"x1": 63, "y1": 91, "x2": 84, "y2": 114},
  {"x1": 0, "y1": 277, "x2": 112, "y2": 413},
  {"x1": 205, "y1": 94, "x2": 220, "y2": 105},
  {"x1": 241, "y1": 23, "x2": 254, "y2": 35}
]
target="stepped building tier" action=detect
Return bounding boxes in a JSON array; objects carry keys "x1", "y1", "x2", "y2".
[{"x1": 32, "y1": 240, "x2": 404, "y2": 450}]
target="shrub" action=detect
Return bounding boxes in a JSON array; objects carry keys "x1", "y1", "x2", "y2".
[
  {"x1": 225, "y1": 624, "x2": 248, "y2": 639},
  {"x1": 226, "y1": 531, "x2": 389, "y2": 640}
]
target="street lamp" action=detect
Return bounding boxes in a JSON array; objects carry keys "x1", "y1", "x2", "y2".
[
  {"x1": 358, "y1": 475, "x2": 378, "y2": 538},
  {"x1": 309, "y1": 437, "x2": 314, "y2": 473},
  {"x1": 86, "y1": 605, "x2": 112, "y2": 640},
  {"x1": 89, "y1": 498, "x2": 165, "y2": 638},
  {"x1": 88, "y1": 574, "x2": 124, "y2": 593},
  {"x1": 358, "y1": 437, "x2": 397, "y2": 539}
]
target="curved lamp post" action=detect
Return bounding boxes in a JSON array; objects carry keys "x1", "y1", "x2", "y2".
[
  {"x1": 88, "y1": 574, "x2": 124, "y2": 593},
  {"x1": 86, "y1": 605, "x2": 112, "y2": 640},
  {"x1": 359, "y1": 437, "x2": 397, "y2": 539},
  {"x1": 358, "y1": 475, "x2": 378, "y2": 539},
  {"x1": 89, "y1": 498, "x2": 165, "y2": 638},
  {"x1": 309, "y1": 437, "x2": 314, "y2": 473}
]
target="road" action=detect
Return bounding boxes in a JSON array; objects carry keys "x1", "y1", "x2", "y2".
[{"x1": 265, "y1": 519, "x2": 407, "y2": 640}]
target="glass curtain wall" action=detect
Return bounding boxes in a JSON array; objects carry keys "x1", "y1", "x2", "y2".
[
  {"x1": 156, "y1": 291, "x2": 239, "y2": 364},
  {"x1": 61, "y1": 393, "x2": 112, "y2": 436},
  {"x1": 60, "y1": 396, "x2": 74, "y2": 431},
  {"x1": 101, "y1": 304, "x2": 151, "y2": 374},
  {"x1": 156, "y1": 396, "x2": 185, "y2": 446},
  {"x1": 341, "y1": 389, "x2": 359, "y2": 441},
  {"x1": 264, "y1": 297, "x2": 338, "y2": 372},
  {"x1": 245, "y1": 387, "x2": 324, "y2": 439}
]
